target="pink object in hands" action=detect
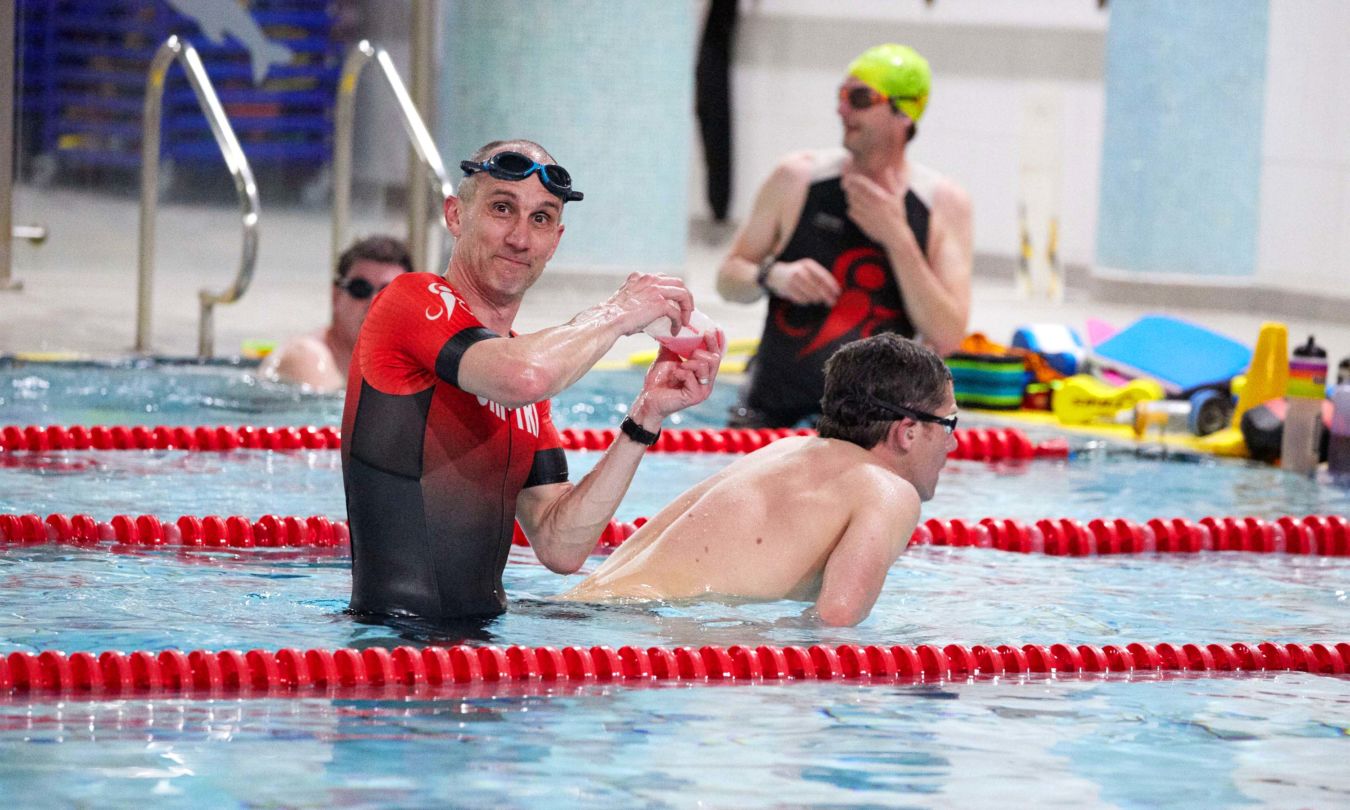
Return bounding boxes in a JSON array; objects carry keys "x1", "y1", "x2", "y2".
[{"x1": 644, "y1": 310, "x2": 721, "y2": 359}]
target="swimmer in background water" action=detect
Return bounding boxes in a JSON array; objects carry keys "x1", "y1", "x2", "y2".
[
  {"x1": 259, "y1": 236, "x2": 414, "y2": 392},
  {"x1": 559, "y1": 334, "x2": 955, "y2": 626}
]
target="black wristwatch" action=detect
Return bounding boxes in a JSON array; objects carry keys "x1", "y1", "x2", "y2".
[
  {"x1": 620, "y1": 416, "x2": 661, "y2": 446},
  {"x1": 755, "y1": 256, "x2": 776, "y2": 291}
]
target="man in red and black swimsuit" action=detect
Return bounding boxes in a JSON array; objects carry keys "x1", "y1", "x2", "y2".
[{"x1": 342, "y1": 139, "x2": 724, "y2": 620}]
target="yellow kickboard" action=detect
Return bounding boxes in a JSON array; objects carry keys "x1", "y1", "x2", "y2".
[{"x1": 1051, "y1": 375, "x2": 1165, "y2": 425}]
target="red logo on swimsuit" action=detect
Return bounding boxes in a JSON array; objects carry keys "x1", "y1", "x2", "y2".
[{"x1": 773, "y1": 246, "x2": 900, "y2": 358}]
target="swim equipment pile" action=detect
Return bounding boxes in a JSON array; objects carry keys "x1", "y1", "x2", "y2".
[
  {"x1": 0, "y1": 423, "x2": 1070, "y2": 460},
  {"x1": 4, "y1": 511, "x2": 1347, "y2": 557},
  {"x1": 3, "y1": 641, "x2": 1347, "y2": 697}
]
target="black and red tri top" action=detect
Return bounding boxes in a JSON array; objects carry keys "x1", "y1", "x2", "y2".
[{"x1": 341, "y1": 272, "x2": 568, "y2": 619}]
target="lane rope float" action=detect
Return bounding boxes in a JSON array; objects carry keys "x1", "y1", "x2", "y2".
[
  {"x1": 0, "y1": 423, "x2": 1070, "y2": 461},
  {"x1": 3, "y1": 512, "x2": 1347, "y2": 557},
  {"x1": 2, "y1": 641, "x2": 1345, "y2": 697}
]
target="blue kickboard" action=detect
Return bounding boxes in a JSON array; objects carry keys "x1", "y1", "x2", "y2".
[{"x1": 1091, "y1": 315, "x2": 1251, "y2": 394}]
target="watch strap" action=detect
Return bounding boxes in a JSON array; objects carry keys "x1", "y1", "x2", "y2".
[
  {"x1": 754, "y1": 256, "x2": 776, "y2": 291},
  {"x1": 620, "y1": 416, "x2": 661, "y2": 446}
]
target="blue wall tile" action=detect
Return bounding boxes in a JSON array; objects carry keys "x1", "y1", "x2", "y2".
[
  {"x1": 440, "y1": 2, "x2": 694, "y2": 272},
  {"x1": 1096, "y1": 0, "x2": 1268, "y2": 278}
]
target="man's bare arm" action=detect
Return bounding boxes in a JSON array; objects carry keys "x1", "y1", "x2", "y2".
[
  {"x1": 717, "y1": 154, "x2": 838, "y2": 306},
  {"x1": 513, "y1": 336, "x2": 725, "y2": 574},
  {"x1": 513, "y1": 430, "x2": 650, "y2": 575},
  {"x1": 813, "y1": 479, "x2": 919, "y2": 626},
  {"x1": 842, "y1": 171, "x2": 973, "y2": 355},
  {"x1": 456, "y1": 273, "x2": 693, "y2": 408}
]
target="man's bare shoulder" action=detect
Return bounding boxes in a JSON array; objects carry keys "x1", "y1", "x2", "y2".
[
  {"x1": 792, "y1": 439, "x2": 919, "y2": 510},
  {"x1": 771, "y1": 148, "x2": 847, "y2": 187},
  {"x1": 851, "y1": 460, "x2": 920, "y2": 513},
  {"x1": 908, "y1": 161, "x2": 972, "y2": 219},
  {"x1": 258, "y1": 333, "x2": 341, "y2": 391}
]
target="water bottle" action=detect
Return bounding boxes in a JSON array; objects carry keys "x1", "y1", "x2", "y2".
[
  {"x1": 1128, "y1": 400, "x2": 1190, "y2": 440},
  {"x1": 1280, "y1": 335, "x2": 1327, "y2": 474},
  {"x1": 1328, "y1": 382, "x2": 1350, "y2": 477}
]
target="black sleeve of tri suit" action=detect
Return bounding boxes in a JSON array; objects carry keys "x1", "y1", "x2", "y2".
[
  {"x1": 434, "y1": 326, "x2": 499, "y2": 387},
  {"x1": 524, "y1": 448, "x2": 568, "y2": 488}
]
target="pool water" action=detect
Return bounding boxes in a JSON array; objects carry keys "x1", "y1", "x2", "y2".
[
  {"x1": 0, "y1": 360, "x2": 739, "y2": 429},
  {"x1": 1, "y1": 536, "x2": 1345, "y2": 655},
  {"x1": 2, "y1": 362, "x2": 1349, "y2": 807},
  {"x1": 2, "y1": 675, "x2": 1345, "y2": 808}
]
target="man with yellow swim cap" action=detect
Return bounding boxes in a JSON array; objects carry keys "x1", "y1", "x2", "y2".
[{"x1": 717, "y1": 43, "x2": 973, "y2": 428}]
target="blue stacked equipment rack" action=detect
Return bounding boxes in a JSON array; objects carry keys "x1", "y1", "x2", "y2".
[{"x1": 17, "y1": 0, "x2": 339, "y2": 180}]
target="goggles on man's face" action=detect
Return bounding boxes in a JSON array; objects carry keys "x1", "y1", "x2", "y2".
[
  {"x1": 864, "y1": 394, "x2": 959, "y2": 435},
  {"x1": 458, "y1": 151, "x2": 584, "y2": 202},
  {"x1": 838, "y1": 85, "x2": 918, "y2": 115},
  {"x1": 335, "y1": 277, "x2": 386, "y2": 301}
]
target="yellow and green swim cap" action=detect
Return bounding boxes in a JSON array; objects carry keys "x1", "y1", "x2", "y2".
[{"x1": 847, "y1": 44, "x2": 931, "y2": 122}]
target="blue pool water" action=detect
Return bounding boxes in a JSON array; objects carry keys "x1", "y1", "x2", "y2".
[
  {"x1": 0, "y1": 359, "x2": 739, "y2": 428},
  {"x1": 2, "y1": 362, "x2": 1349, "y2": 807}
]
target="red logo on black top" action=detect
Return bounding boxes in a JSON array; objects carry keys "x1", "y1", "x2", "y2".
[{"x1": 774, "y1": 246, "x2": 901, "y2": 358}]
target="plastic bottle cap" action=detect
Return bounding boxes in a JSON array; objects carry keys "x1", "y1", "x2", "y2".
[{"x1": 1294, "y1": 335, "x2": 1327, "y2": 359}]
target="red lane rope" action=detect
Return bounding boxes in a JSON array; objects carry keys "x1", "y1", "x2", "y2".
[
  {"x1": 3, "y1": 512, "x2": 1347, "y2": 556},
  {"x1": 910, "y1": 514, "x2": 1350, "y2": 557},
  {"x1": 0, "y1": 512, "x2": 349, "y2": 549},
  {"x1": 0, "y1": 423, "x2": 1070, "y2": 461},
  {"x1": 3, "y1": 641, "x2": 1346, "y2": 696}
]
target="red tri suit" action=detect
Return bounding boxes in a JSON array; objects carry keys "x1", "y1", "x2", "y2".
[{"x1": 341, "y1": 272, "x2": 568, "y2": 619}]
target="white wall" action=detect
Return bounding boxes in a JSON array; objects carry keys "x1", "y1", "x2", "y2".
[
  {"x1": 700, "y1": 0, "x2": 1109, "y2": 270},
  {"x1": 1255, "y1": 0, "x2": 1350, "y2": 295}
]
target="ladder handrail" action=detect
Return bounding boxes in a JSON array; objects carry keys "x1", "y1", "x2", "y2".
[
  {"x1": 0, "y1": 0, "x2": 20, "y2": 292},
  {"x1": 138, "y1": 35, "x2": 260, "y2": 358},
  {"x1": 333, "y1": 40, "x2": 454, "y2": 275}
]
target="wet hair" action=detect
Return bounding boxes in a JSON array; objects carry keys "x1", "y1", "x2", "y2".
[
  {"x1": 456, "y1": 138, "x2": 557, "y2": 206},
  {"x1": 816, "y1": 334, "x2": 952, "y2": 449},
  {"x1": 335, "y1": 235, "x2": 414, "y2": 281}
]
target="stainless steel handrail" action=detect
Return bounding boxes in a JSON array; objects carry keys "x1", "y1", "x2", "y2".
[
  {"x1": 138, "y1": 36, "x2": 260, "y2": 358},
  {"x1": 333, "y1": 40, "x2": 454, "y2": 275},
  {"x1": 0, "y1": 0, "x2": 20, "y2": 292}
]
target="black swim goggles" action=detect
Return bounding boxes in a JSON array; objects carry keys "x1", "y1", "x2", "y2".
[
  {"x1": 458, "y1": 151, "x2": 584, "y2": 202},
  {"x1": 335, "y1": 277, "x2": 385, "y2": 300},
  {"x1": 864, "y1": 395, "x2": 959, "y2": 435}
]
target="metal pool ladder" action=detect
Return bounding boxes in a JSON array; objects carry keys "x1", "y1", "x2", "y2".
[
  {"x1": 332, "y1": 40, "x2": 455, "y2": 275},
  {"x1": 137, "y1": 35, "x2": 260, "y2": 358}
]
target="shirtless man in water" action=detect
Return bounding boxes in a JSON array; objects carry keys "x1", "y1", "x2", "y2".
[{"x1": 559, "y1": 334, "x2": 955, "y2": 626}]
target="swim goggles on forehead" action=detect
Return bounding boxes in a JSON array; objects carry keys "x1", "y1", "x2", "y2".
[
  {"x1": 458, "y1": 151, "x2": 584, "y2": 202},
  {"x1": 864, "y1": 394, "x2": 959, "y2": 435},
  {"x1": 335, "y1": 277, "x2": 386, "y2": 300},
  {"x1": 838, "y1": 85, "x2": 918, "y2": 114}
]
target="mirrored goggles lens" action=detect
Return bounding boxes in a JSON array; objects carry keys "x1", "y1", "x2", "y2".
[
  {"x1": 840, "y1": 86, "x2": 886, "y2": 110},
  {"x1": 839, "y1": 86, "x2": 920, "y2": 114}
]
